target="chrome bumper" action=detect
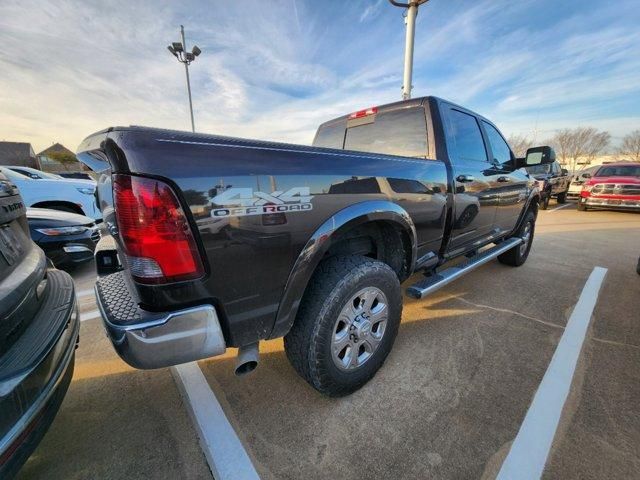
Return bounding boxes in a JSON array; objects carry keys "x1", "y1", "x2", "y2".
[
  {"x1": 95, "y1": 273, "x2": 226, "y2": 369},
  {"x1": 582, "y1": 197, "x2": 640, "y2": 209}
]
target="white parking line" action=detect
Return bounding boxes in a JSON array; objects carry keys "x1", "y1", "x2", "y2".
[
  {"x1": 497, "y1": 266, "x2": 607, "y2": 480},
  {"x1": 547, "y1": 203, "x2": 573, "y2": 212},
  {"x1": 80, "y1": 309, "x2": 101, "y2": 322},
  {"x1": 171, "y1": 363, "x2": 260, "y2": 480}
]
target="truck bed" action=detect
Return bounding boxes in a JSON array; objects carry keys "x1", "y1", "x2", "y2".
[{"x1": 78, "y1": 127, "x2": 448, "y2": 346}]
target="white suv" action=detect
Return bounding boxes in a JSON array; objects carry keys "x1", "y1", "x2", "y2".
[{"x1": 0, "y1": 166, "x2": 102, "y2": 221}]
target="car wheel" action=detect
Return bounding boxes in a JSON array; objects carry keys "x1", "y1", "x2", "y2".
[
  {"x1": 557, "y1": 191, "x2": 567, "y2": 204},
  {"x1": 636, "y1": 257, "x2": 640, "y2": 276},
  {"x1": 540, "y1": 194, "x2": 550, "y2": 210},
  {"x1": 284, "y1": 255, "x2": 402, "y2": 397},
  {"x1": 498, "y1": 209, "x2": 535, "y2": 267},
  {"x1": 577, "y1": 202, "x2": 588, "y2": 211}
]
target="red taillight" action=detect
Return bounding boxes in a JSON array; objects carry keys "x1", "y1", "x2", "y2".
[
  {"x1": 348, "y1": 106, "x2": 378, "y2": 119},
  {"x1": 113, "y1": 174, "x2": 204, "y2": 284}
]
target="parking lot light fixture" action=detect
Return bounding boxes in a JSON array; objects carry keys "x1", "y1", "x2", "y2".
[
  {"x1": 388, "y1": 0, "x2": 430, "y2": 100},
  {"x1": 167, "y1": 25, "x2": 201, "y2": 132}
]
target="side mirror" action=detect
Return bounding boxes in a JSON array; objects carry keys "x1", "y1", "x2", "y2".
[
  {"x1": 561, "y1": 169, "x2": 568, "y2": 175},
  {"x1": 524, "y1": 146, "x2": 556, "y2": 165},
  {"x1": 581, "y1": 173, "x2": 592, "y2": 179},
  {"x1": 515, "y1": 146, "x2": 556, "y2": 169}
]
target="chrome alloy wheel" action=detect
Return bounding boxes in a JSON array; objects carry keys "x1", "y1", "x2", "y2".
[
  {"x1": 331, "y1": 287, "x2": 389, "y2": 371},
  {"x1": 519, "y1": 220, "x2": 532, "y2": 256}
]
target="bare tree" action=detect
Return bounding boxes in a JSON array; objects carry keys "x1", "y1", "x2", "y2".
[
  {"x1": 584, "y1": 130, "x2": 611, "y2": 165},
  {"x1": 547, "y1": 129, "x2": 573, "y2": 166},
  {"x1": 548, "y1": 127, "x2": 611, "y2": 172},
  {"x1": 507, "y1": 135, "x2": 533, "y2": 158},
  {"x1": 617, "y1": 130, "x2": 640, "y2": 162}
]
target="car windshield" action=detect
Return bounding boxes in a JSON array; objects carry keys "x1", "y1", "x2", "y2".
[
  {"x1": 524, "y1": 164, "x2": 551, "y2": 175},
  {"x1": 595, "y1": 165, "x2": 640, "y2": 177}
]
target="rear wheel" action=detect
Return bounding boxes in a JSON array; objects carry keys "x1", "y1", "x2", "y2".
[
  {"x1": 557, "y1": 191, "x2": 567, "y2": 204},
  {"x1": 540, "y1": 194, "x2": 550, "y2": 210},
  {"x1": 498, "y1": 210, "x2": 535, "y2": 267},
  {"x1": 284, "y1": 255, "x2": 402, "y2": 397}
]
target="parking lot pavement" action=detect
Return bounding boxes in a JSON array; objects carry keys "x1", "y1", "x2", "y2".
[
  {"x1": 538, "y1": 209, "x2": 640, "y2": 480},
  {"x1": 16, "y1": 263, "x2": 213, "y2": 480},
  {"x1": 17, "y1": 205, "x2": 640, "y2": 480}
]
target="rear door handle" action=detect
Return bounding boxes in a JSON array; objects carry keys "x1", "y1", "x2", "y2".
[
  {"x1": 497, "y1": 176, "x2": 510, "y2": 183},
  {"x1": 456, "y1": 175, "x2": 475, "y2": 183}
]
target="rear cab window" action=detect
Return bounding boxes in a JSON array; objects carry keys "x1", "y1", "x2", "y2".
[
  {"x1": 313, "y1": 121, "x2": 346, "y2": 149},
  {"x1": 314, "y1": 106, "x2": 429, "y2": 158},
  {"x1": 343, "y1": 107, "x2": 428, "y2": 158}
]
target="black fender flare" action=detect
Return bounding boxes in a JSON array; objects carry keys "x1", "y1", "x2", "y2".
[
  {"x1": 268, "y1": 200, "x2": 417, "y2": 339},
  {"x1": 511, "y1": 188, "x2": 540, "y2": 235}
]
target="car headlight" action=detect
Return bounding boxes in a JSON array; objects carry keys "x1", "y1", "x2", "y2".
[
  {"x1": 77, "y1": 187, "x2": 95, "y2": 195},
  {"x1": 36, "y1": 226, "x2": 89, "y2": 236}
]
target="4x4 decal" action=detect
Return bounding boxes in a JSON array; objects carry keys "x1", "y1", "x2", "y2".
[{"x1": 211, "y1": 187, "x2": 313, "y2": 218}]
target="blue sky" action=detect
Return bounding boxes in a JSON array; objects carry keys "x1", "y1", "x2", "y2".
[{"x1": 1, "y1": 0, "x2": 639, "y2": 152}]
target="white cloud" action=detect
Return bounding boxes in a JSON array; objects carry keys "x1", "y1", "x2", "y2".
[
  {"x1": 359, "y1": 0, "x2": 384, "y2": 23},
  {"x1": 0, "y1": 0, "x2": 638, "y2": 153}
]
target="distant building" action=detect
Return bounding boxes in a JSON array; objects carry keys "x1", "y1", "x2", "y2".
[
  {"x1": 37, "y1": 143, "x2": 89, "y2": 173},
  {"x1": 0, "y1": 141, "x2": 38, "y2": 168},
  {"x1": 565, "y1": 154, "x2": 634, "y2": 170}
]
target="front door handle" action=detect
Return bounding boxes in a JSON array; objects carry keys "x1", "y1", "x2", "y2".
[
  {"x1": 497, "y1": 176, "x2": 510, "y2": 183},
  {"x1": 456, "y1": 174, "x2": 475, "y2": 183}
]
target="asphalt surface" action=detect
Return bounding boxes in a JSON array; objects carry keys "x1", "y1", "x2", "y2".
[{"x1": 16, "y1": 203, "x2": 640, "y2": 480}]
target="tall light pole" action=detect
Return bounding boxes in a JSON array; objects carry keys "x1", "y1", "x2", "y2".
[
  {"x1": 388, "y1": 0, "x2": 430, "y2": 100},
  {"x1": 167, "y1": 25, "x2": 202, "y2": 132}
]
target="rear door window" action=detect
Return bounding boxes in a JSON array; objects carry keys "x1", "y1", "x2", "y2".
[
  {"x1": 343, "y1": 107, "x2": 428, "y2": 158},
  {"x1": 444, "y1": 108, "x2": 488, "y2": 164}
]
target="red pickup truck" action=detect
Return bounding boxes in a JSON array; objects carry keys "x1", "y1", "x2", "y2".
[{"x1": 578, "y1": 162, "x2": 640, "y2": 211}]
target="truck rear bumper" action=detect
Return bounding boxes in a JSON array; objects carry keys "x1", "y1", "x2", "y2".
[{"x1": 95, "y1": 272, "x2": 226, "y2": 369}]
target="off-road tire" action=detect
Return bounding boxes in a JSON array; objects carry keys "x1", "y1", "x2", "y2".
[
  {"x1": 540, "y1": 194, "x2": 550, "y2": 210},
  {"x1": 557, "y1": 191, "x2": 567, "y2": 204},
  {"x1": 498, "y1": 209, "x2": 535, "y2": 267},
  {"x1": 284, "y1": 255, "x2": 402, "y2": 397}
]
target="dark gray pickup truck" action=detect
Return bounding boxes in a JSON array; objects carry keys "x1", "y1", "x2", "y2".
[
  {"x1": 78, "y1": 96, "x2": 546, "y2": 396},
  {"x1": 0, "y1": 172, "x2": 79, "y2": 478}
]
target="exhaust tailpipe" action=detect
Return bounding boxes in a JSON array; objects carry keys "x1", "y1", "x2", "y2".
[{"x1": 235, "y1": 342, "x2": 259, "y2": 376}]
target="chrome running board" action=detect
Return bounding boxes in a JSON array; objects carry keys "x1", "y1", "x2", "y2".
[{"x1": 406, "y1": 237, "x2": 523, "y2": 300}]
